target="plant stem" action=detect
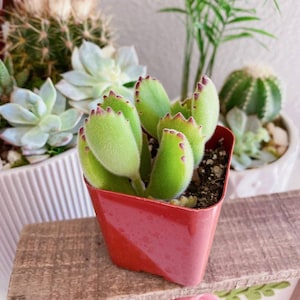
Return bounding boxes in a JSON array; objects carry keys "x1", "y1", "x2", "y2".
[
  {"x1": 181, "y1": 2, "x2": 194, "y2": 100},
  {"x1": 131, "y1": 175, "x2": 145, "y2": 196}
]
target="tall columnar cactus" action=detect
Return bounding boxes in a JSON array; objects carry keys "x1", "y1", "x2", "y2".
[
  {"x1": 78, "y1": 75, "x2": 219, "y2": 202},
  {"x1": 1, "y1": 0, "x2": 112, "y2": 89},
  {"x1": 219, "y1": 65, "x2": 283, "y2": 123}
]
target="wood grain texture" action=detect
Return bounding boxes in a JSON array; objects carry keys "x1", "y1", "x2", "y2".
[{"x1": 7, "y1": 190, "x2": 300, "y2": 300}]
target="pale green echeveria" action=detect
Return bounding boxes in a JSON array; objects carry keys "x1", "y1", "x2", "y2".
[
  {"x1": 224, "y1": 107, "x2": 276, "y2": 170},
  {"x1": 0, "y1": 78, "x2": 83, "y2": 160},
  {"x1": 56, "y1": 41, "x2": 147, "y2": 114}
]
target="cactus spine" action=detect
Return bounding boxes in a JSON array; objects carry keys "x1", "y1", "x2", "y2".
[
  {"x1": 1, "y1": 0, "x2": 112, "y2": 89},
  {"x1": 219, "y1": 65, "x2": 283, "y2": 123}
]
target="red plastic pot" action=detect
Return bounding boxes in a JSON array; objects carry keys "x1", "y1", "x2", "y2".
[{"x1": 86, "y1": 125, "x2": 234, "y2": 286}]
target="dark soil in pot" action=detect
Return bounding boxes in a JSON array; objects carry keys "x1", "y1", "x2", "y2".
[{"x1": 184, "y1": 138, "x2": 229, "y2": 209}]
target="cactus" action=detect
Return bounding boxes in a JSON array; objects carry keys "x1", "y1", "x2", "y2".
[
  {"x1": 78, "y1": 75, "x2": 219, "y2": 203},
  {"x1": 0, "y1": 77, "x2": 83, "y2": 164},
  {"x1": 56, "y1": 41, "x2": 147, "y2": 114},
  {"x1": 0, "y1": 60, "x2": 14, "y2": 105},
  {"x1": 219, "y1": 65, "x2": 283, "y2": 123},
  {"x1": 1, "y1": 0, "x2": 112, "y2": 89}
]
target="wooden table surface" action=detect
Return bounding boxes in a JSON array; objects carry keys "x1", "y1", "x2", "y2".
[{"x1": 7, "y1": 190, "x2": 300, "y2": 300}]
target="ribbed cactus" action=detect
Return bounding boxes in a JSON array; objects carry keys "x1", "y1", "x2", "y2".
[
  {"x1": 1, "y1": 0, "x2": 112, "y2": 89},
  {"x1": 219, "y1": 65, "x2": 283, "y2": 123}
]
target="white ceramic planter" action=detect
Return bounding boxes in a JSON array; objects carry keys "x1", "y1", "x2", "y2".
[
  {"x1": 226, "y1": 113, "x2": 299, "y2": 200},
  {"x1": 0, "y1": 148, "x2": 94, "y2": 299}
]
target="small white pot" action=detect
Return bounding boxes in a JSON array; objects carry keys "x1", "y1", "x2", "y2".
[
  {"x1": 0, "y1": 148, "x2": 94, "y2": 298},
  {"x1": 226, "y1": 113, "x2": 299, "y2": 200}
]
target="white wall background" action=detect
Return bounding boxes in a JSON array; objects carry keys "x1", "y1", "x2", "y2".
[{"x1": 100, "y1": 0, "x2": 300, "y2": 129}]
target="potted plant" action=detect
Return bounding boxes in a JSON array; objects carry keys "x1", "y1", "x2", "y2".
[
  {"x1": 219, "y1": 64, "x2": 299, "y2": 199},
  {"x1": 78, "y1": 74, "x2": 235, "y2": 286}
]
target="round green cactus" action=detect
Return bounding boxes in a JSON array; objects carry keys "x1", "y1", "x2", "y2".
[
  {"x1": 219, "y1": 65, "x2": 283, "y2": 123},
  {"x1": 1, "y1": 0, "x2": 112, "y2": 89}
]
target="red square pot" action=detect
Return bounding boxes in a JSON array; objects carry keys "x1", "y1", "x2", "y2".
[{"x1": 86, "y1": 125, "x2": 234, "y2": 286}]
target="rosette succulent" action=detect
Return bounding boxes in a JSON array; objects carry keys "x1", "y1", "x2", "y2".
[
  {"x1": 223, "y1": 107, "x2": 275, "y2": 170},
  {"x1": 56, "y1": 41, "x2": 147, "y2": 113},
  {"x1": 0, "y1": 77, "x2": 83, "y2": 165},
  {"x1": 78, "y1": 75, "x2": 220, "y2": 205}
]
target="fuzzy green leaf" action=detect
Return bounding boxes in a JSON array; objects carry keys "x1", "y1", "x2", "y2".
[
  {"x1": 192, "y1": 76, "x2": 219, "y2": 141},
  {"x1": 101, "y1": 91, "x2": 143, "y2": 153},
  {"x1": 145, "y1": 129, "x2": 194, "y2": 200},
  {"x1": 78, "y1": 131, "x2": 136, "y2": 194},
  {"x1": 135, "y1": 76, "x2": 170, "y2": 139},
  {"x1": 170, "y1": 98, "x2": 191, "y2": 119},
  {"x1": 84, "y1": 107, "x2": 140, "y2": 179},
  {"x1": 157, "y1": 113, "x2": 205, "y2": 167}
]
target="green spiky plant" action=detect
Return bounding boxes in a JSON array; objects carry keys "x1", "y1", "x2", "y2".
[
  {"x1": 160, "y1": 0, "x2": 280, "y2": 101},
  {"x1": 78, "y1": 75, "x2": 221, "y2": 206},
  {"x1": 219, "y1": 65, "x2": 285, "y2": 170},
  {"x1": 1, "y1": 0, "x2": 112, "y2": 89},
  {"x1": 219, "y1": 65, "x2": 282, "y2": 122}
]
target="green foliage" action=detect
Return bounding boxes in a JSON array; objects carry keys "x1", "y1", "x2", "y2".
[
  {"x1": 215, "y1": 281, "x2": 291, "y2": 300},
  {"x1": 78, "y1": 75, "x2": 219, "y2": 203},
  {"x1": 160, "y1": 0, "x2": 280, "y2": 100}
]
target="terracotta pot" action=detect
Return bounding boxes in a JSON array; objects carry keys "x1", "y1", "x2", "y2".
[
  {"x1": 226, "y1": 113, "x2": 299, "y2": 199},
  {"x1": 86, "y1": 125, "x2": 234, "y2": 286}
]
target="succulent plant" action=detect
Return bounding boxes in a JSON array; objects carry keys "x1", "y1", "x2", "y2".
[
  {"x1": 219, "y1": 65, "x2": 286, "y2": 170},
  {"x1": 56, "y1": 41, "x2": 147, "y2": 114},
  {"x1": 223, "y1": 107, "x2": 276, "y2": 170},
  {"x1": 1, "y1": 0, "x2": 112, "y2": 89},
  {"x1": 0, "y1": 77, "x2": 83, "y2": 164},
  {"x1": 219, "y1": 65, "x2": 283, "y2": 123},
  {"x1": 78, "y1": 75, "x2": 219, "y2": 203}
]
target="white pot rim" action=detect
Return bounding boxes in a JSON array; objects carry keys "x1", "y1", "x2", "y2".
[
  {"x1": 0, "y1": 147, "x2": 77, "y2": 175},
  {"x1": 231, "y1": 112, "x2": 299, "y2": 174}
]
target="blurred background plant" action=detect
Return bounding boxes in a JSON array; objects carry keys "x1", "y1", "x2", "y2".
[
  {"x1": 56, "y1": 41, "x2": 146, "y2": 114},
  {"x1": 219, "y1": 64, "x2": 287, "y2": 170},
  {"x1": 160, "y1": 0, "x2": 280, "y2": 101},
  {"x1": 0, "y1": 0, "x2": 112, "y2": 89}
]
